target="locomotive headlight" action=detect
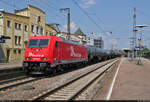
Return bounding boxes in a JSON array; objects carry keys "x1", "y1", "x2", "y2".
[
  {"x1": 26, "y1": 57, "x2": 31, "y2": 60},
  {"x1": 42, "y1": 57, "x2": 47, "y2": 61}
]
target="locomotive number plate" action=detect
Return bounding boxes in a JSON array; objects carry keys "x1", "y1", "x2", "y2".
[{"x1": 32, "y1": 58, "x2": 40, "y2": 60}]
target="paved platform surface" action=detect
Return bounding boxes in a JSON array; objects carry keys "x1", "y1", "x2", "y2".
[
  {"x1": 95, "y1": 57, "x2": 150, "y2": 100},
  {"x1": 0, "y1": 62, "x2": 22, "y2": 71}
]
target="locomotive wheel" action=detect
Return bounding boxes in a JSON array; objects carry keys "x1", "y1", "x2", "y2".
[
  {"x1": 52, "y1": 68, "x2": 57, "y2": 74},
  {"x1": 57, "y1": 65, "x2": 64, "y2": 72},
  {"x1": 25, "y1": 70, "x2": 30, "y2": 75}
]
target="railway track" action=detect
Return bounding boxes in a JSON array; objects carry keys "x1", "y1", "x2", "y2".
[
  {"x1": 0, "y1": 60, "x2": 111, "y2": 92},
  {"x1": 0, "y1": 68, "x2": 25, "y2": 81},
  {"x1": 33, "y1": 59, "x2": 119, "y2": 100},
  {"x1": 0, "y1": 67, "x2": 23, "y2": 77},
  {"x1": 0, "y1": 76, "x2": 29, "y2": 85},
  {"x1": 0, "y1": 76, "x2": 43, "y2": 91},
  {"x1": 0, "y1": 71, "x2": 24, "y2": 77}
]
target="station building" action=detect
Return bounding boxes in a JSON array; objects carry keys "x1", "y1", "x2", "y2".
[{"x1": 0, "y1": 5, "x2": 57, "y2": 62}]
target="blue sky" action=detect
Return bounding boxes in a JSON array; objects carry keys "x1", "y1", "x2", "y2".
[{"x1": 0, "y1": 0, "x2": 150, "y2": 50}]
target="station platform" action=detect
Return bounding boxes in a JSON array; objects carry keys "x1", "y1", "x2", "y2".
[
  {"x1": 0, "y1": 62, "x2": 22, "y2": 71},
  {"x1": 94, "y1": 57, "x2": 150, "y2": 100}
]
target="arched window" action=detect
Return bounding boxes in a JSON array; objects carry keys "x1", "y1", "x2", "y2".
[{"x1": 37, "y1": 16, "x2": 41, "y2": 23}]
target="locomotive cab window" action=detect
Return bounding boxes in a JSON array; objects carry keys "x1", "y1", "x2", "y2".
[
  {"x1": 28, "y1": 39, "x2": 49, "y2": 48},
  {"x1": 39, "y1": 39, "x2": 49, "y2": 47}
]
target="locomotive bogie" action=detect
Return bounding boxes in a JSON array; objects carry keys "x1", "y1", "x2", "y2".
[{"x1": 23, "y1": 61, "x2": 51, "y2": 74}]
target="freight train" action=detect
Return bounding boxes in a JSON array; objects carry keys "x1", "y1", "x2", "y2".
[{"x1": 23, "y1": 36, "x2": 120, "y2": 74}]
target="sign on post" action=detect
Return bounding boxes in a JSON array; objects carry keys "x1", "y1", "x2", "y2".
[
  {"x1": 0, "y1": 39, "x2": 5, "y2": 43},
  {"x1": 139, "y1": 41, "x2": 143, "y2": 46}
]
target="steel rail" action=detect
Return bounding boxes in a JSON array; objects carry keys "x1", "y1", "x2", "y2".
[
  {"x1": 69, "y1": 60, "x2": 118, "y2": 100},
  {"x1": 33, "y1": 58, "x2": 119, "y2": 100},
  {"x1": 0, "y1": 77, "x2": 44, "y2": 91},
  {"x1": 0, "y1": 76, "x2": 29, "y2": 85}
]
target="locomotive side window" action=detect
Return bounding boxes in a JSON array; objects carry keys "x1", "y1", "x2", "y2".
[
  {"x1": 55, "y1": 41, "x2": 58, "y2": 48},
  {"x1": 28, "y1": 39, "x2": 49, "y2": 48}
]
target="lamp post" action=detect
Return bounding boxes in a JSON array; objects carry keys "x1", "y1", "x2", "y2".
[
  {"x1": 136, "y1": 25, "x2": 148, "y2": 65},
  {"x1": 60, "y1": 8, "x2": 70, "y2": 40}
]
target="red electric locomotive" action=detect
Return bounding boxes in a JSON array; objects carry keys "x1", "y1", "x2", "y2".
[{"x1": 23, "y1": 36, "x2": 88, "y2": 74}]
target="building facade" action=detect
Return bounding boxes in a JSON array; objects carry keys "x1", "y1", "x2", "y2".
[
  {"x1": 86, "y1": 37, "x2": 104, "y2": 49},
  {"x1": 74, "y1": 28, "x2": 86, "y2": 44},
  {"x1": 57, "y1": 28, "x2": 87, "y2": 44},
  {"x1": 57, "y1": 32, "x2": 82, "y2": 43},
  {"x1": 93, "y1": 37, "x2": 104, "y2": 48},
  {"x1": 86, "y1": 37, "x2": 94, "y2": 46},
  {"x1": 45, "y1": 24, "x2": 57, "y2": 36},
  {"x1": 0, "y1": 5, "x2": 56, "y2": 62},
  {"x1": 58, "y1": 28, "x2": 104, "y2": 48}
]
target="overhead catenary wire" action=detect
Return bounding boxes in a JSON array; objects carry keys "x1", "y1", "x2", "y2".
[
  {"x1": 72, "y1": 0, "x2": 105, "y2": 33},
  {"x1": 31, "y1": 0, "x2": 89, "y2": 34},
  {"x1": 0, "y1": 0, "x2": 66, "y2": 33},
  {"x1": 0, "y1": 0, "x2": 45, "y2": 20},
  {"x1": 0, "y1": 0, "x2": 66, "y2": 25},
  {"x1": 71, "y1": 0, "x2": 117, "y2": 41},
  {"x1": 72, "y1": 0, "x2": 117, "y2": 48}
]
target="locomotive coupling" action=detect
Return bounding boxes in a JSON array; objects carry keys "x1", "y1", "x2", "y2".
[{"x1": 40, "y1": 62, "x2": 47, "y2": 67}]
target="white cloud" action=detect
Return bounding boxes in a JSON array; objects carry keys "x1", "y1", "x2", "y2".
[
  {"x1": 62, "y1": 22, "x2": 77, "y2": 33},
  {"x1": 80, "y1": 0, "x2": 96, "y2": 8}
]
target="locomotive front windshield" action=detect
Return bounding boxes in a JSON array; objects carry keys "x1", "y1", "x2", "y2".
[{"x1": 28, "y1": 39, "x2": 49, "y2": 48}]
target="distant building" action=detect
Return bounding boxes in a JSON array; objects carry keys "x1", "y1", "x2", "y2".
[
  {"x1": 45, "y1": 24, "x2": 58, "y2": 36},
  {"x1": 94, "y1": 37, "x2": 104, "y2": 48},
  {"x1": 57, "y1": 28, "x2": 87, "y2": 44},
  {"x1": 57, "y1": 32, "x2": 68, "y2": 39},
  {"x1": 122, "y1": 48, "x2": 131, "y2": 57},
  {"x1": 0, "y1": 5, "x2": 57, "y2": 62},
  {"x1": 86, "y1": 36, "x2": 104, "y2": 49},
  {"x1": 57, "y1": 32, "x2": 83, "y2": 43},
  {"x1": 74, "y1": 28, "x2": 86, "y2": 44},
  {"x1": 86, "y1": 37, "x2": 93, "y2": 45}
]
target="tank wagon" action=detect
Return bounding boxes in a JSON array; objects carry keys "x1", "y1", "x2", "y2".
[
  {"x1": 23, "y1": 36, "x2": 120, "y2": 74},
  {"x1": 86, "y1": 45, "x2": 111, "y2": 61}
]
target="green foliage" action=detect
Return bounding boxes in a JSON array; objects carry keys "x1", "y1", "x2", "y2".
[
  {"x1": 143, "y1": 48, "x2": 149, "y2": 52},
  {"x1": 136, "y1": 48, "x2": 149, "y2": 56},
  {"x1": 140, "y1": 48, "x2": 150, "y2": 58}
]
